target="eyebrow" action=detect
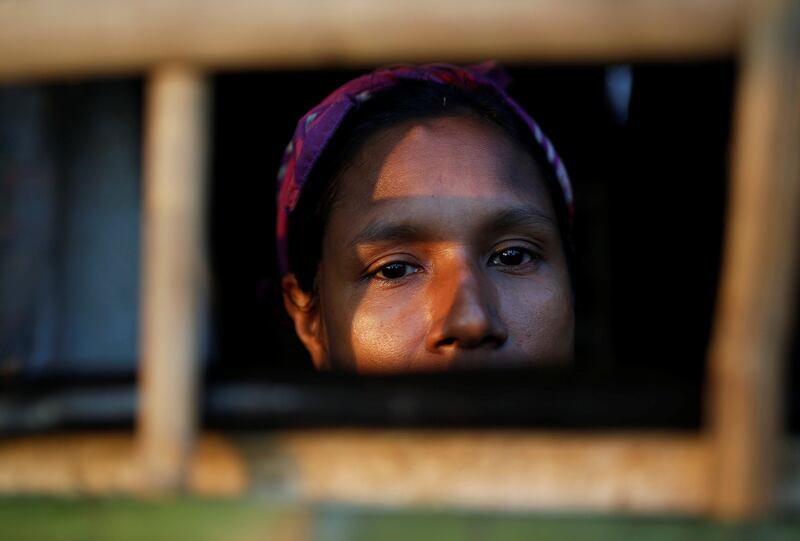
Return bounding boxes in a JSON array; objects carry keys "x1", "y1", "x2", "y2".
[
  {"x1": 482, "y1": 207, "x2": 558, "y2": 234},
  {"x1": 348, "y1": 222, "x2": 429, "y2": 249},
  {"x1": 348, "y1": 206, "x2": 557, "y2": 249}
]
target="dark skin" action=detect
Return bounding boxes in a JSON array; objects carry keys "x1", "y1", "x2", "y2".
[{"x1": 283, "y1": 115, "x2": 574, "y2": 373}]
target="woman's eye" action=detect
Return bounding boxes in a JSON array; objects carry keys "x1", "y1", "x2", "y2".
[
  {"x1": 489, "y1": 247, "x2": 535, "y2": 267},
  {"x1": 373, "y1": 262, "x2": 418, "y2": 280}
]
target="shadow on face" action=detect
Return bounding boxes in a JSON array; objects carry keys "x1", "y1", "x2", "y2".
[{"x1": 285, "y1": 115, "x2": 574, "y2": 373}]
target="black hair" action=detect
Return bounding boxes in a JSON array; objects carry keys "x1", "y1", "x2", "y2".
[{"x1": 287, "y1": 79, "x2": 572, "y2": 295}]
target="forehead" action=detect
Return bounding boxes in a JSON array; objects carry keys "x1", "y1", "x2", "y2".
[{"x1": 331, "y1": 115, "x2": 555, "y2": 223}]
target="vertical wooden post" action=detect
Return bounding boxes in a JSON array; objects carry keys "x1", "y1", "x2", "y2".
[
  {"x1": 708, "y1": 0, "x2": 800, "y2": 520},
  {"x1": 138, "y1": 64, "x2": 210, "y2": 492}
]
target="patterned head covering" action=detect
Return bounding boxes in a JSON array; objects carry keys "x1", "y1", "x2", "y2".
[{"x1": 276, "y1": 61, "x2": 573, "y2": 274}]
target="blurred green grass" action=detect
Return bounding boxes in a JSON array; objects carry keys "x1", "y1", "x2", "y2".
[{"x1": 1, "y1": 497, "x2": 799, "y2": 541}]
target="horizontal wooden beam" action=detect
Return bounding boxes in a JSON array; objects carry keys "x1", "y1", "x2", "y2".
[
  {"x1": 0, "y1": 431, "x2": 711, "y2": 513},
  {"x1": 0, "y1": 433, "x2": 246, "y2": 496},
  {"x1": 247, "y1": 430, "x2": 712, "y2": 513},
  {"x1": 4, "y1": 430, "x2": 800, "y2": 513},
  {"x1": 0, "y1": 0, "x2": 745, "y2": 81}
]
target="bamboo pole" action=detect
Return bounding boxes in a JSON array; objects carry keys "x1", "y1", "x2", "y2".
[
  {"x1": 0, "y1": 0, "x2": 745, "y2": 81},
  {"x1": 138, "y1": 65, "x2": 209, "y2": 493},
  {"x1": 708, "y1": 0, "x2": 800, "y2": 520}
]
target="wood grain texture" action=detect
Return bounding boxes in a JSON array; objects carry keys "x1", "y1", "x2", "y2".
[
  {"x1": 707, "y1": 0, "x2": 800, "y2": 521},
  {"x1": 0, "y1": 431, "x2": 712, "y2": 513},
  {"x1": 4, "y1": 431, "x2": 800, "y2": 513},
  {"x1": 0, "y1": 0, "x2": 745, "y2": 81},
  {"x1": 0, "y1": 433, "x2": 246, "y2": 496},
  {"x1": 240, "y1": 430, "x2": 713, "y2": 513},
  {"x1": 138, "y1": 65, "x2": 210, "y2": 493}
]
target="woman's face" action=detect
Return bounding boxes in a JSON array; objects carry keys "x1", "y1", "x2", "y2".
[{"x1": 285, "y1": 115, "x2": 574, "y2": 372}]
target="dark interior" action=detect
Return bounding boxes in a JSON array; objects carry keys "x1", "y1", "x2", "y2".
[{"x1": 3, "y1": 59, "x2": 798, "y2": 432}]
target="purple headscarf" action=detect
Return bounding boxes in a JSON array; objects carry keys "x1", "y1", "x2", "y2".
[{"x1": 276, "y1": 61, "x2": 573, "y2": 274}]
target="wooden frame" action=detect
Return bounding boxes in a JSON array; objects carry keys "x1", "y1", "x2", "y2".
[
  {"x1": 139, "y1": 64, "x2": 210, "y2": 493},
  {"x1": 0, "y1": 0, "x2": 744, "y2": 80},
  {"x1": 708, "y1": 0, "x2": 800, "y2": 518},
  {"x1": 0, "y1": 0, "x2": 797, "y2": 521}
]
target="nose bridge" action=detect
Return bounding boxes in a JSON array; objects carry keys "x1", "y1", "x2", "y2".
[
  {"x1": 448, "y1": 257, "x2": 490, "y2": 317},
  {"x1": 428, "y1": 250, "x2": 506, "y2": 350}
]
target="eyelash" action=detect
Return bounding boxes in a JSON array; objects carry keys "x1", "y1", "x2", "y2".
[
  {"x1": 487, "y1": 246, "x2": 541, "y2": 269},
  {"x1": 367, "y1": 245, "x2": 540, "y2": 284},
  {"x1": 369, "y1": 261, "x2": 422, "y2": 283}
]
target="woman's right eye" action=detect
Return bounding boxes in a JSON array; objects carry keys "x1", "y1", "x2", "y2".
[{"x1": 372, "y1": 262, "x2": 419, "y2": 281}]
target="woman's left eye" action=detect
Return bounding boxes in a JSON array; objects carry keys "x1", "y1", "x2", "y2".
[{"x1": 488, "y1": 247, "x2": 536, "y2": 267}]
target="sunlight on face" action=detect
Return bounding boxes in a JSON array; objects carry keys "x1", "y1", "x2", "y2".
[{"x1": 316, "y1": 115, "x2": 574, "y2": 372}]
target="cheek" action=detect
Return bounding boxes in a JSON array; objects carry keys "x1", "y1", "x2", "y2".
[
  {"x1": 319, "y1": 279, "x2": 361, "y2": 368},
  {"x1": 500, "y1": 276, "x2": 574, "y2": 357},
  {"x1": 347, "y1": 288, "x2": 430, "y2": 371},
  {"x1": 319, "y1": 267, "x2": 431, "y2": 371}
]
